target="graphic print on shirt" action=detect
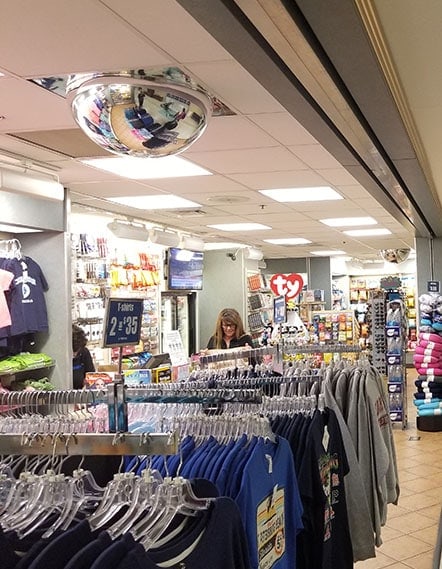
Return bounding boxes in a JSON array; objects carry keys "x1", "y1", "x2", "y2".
[
  {"x1": 256, "y1": 485, "x2": 285, "y2": 569},
  {"x1": 319, "y1": 452, "x2": 341, "y2": 542},
  {"x1": 17, "y1": 261, "x2": 36, "y2": 304},
  {"x1": 375, "y1": 395, "x2": 390, "y2": 428}
]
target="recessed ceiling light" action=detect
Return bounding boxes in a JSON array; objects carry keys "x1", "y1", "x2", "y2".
[
  {"x1": 82, "y1": 155, "x2": 212, "y2": 179},
  {"x1": 259, "y1": 186, "x2": 343, "y2": 202},
  {"x1": 108, "y1": 194, "x2": 201, "y2": 210},
  {"x1": 343, "y1": 228, "x2": 392, "y2": 236},
  {"x1": 207, "y1": 223, "x2": 271, "y2": 231},
  {"x1": 263, "y1": 237, "x2": 311, "y2": 245},
  {"x1": 310, "y1": 250, "x2": 346, "y2": 256},
  {"x1": 320, "y1": 216, "x2": 377, "y2": 227}
]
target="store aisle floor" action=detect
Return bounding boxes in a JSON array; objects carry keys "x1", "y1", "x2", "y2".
[{"x1": 356, "y1": 368, "x2": 442, "y2": 569}]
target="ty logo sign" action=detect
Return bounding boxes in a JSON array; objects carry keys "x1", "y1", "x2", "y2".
[{"x1": 270, "y1": 273, "x2": 304, "y2": 300}]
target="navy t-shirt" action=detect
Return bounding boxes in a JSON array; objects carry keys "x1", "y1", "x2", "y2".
[
  {"x1": 0, "y1": 256, "x2": 49, "y2": 338},
  {"x1": 112, "y1": 497, "x2": 251, "y2": 569},
  {"x1": 297, "y1": 408, "x2": 353, "y2": 569}
]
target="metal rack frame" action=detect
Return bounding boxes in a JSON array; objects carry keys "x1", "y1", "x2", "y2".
[{"x1": 0, "y1": 432, "x2": 178, "y2": 456}]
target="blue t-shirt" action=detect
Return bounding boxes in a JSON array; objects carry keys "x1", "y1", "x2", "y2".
[
  {"x1": 215, "y1": 433, "x2": 248, "y2": 496},
  {"x1": 234, "y1": 436, "x2": 304, "y2": 569}
]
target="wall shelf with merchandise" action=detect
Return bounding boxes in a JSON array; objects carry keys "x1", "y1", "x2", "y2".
[
  {"x1": 311, "y1": 310, "x2": 360, "y2": 346},
  {"x1": 348, "y1": 274, "x2": 416, "y2": 351},
  {"x1": 246, "y1": 271, "x2": 273, "y2": 344},
  {"x1": 71, "y1": 231, "x2": 162, "y2": 363}
]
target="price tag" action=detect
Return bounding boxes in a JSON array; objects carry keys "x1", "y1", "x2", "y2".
[
  {"x1": 427, "y1": 280, "x2": 440, "y2": 293},
  {"x1": 102, "y1": 298, "x2": 144, "y2": 347}
]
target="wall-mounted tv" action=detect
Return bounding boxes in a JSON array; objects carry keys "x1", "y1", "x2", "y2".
[{"x1": 167, "y1": 247, "x2": 204, "y2": 290}]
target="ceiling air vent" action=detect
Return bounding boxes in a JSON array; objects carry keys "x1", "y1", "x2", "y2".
[{"x1": 175, "y1": 209, "x2": 206, "y2": 218}]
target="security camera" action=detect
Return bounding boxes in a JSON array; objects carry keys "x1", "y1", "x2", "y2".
[{"x1": 227, "y1": 252, "x2": 237, "y2": 261}]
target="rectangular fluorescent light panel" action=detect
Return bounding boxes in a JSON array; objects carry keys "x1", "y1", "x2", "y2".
[
  {"x1": 310, "y1": 250, "x2": 346, "y2": 256},
  {"x1": 264, "y1": 237, "x2": 311, "y2": 245},
  {"x1": 320, "y1": 216, "x2": 377, "y2": 227},
  {"x1": 343, "y1": 228, "x2": 392, "y2": 236},
  {"x1": 208, "y1": 223, "x2": 271, "y2": 231},
  {"x1": 259, "y1": 186, "x2": 343, "y2": 202},
  {"x1": 82, "y1": 155, "x2": 212, "y2": 179},
  {"x1": 108, "y1": 194, "x2": 201, "y2": 210}
]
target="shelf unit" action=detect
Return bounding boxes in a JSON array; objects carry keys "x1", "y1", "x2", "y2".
[
  {"x1": 385, "y1": 293, "x2": 408, "y2": 428},
  {"x1": 72, "y1": 233, "x2": 161, "y2": 356},
  {"x1": 311, "y1": 310, "x2": 360, "y2": 346},
  {"x1": 0, "y1": 363, "x2": 56, "y2": 388},
  {"x1": 297, "y1": 301, "x2": 326, "y2": 325},
  {"x1": 368, "y1": 288, "x2": 407, "y2": 428},
  {"x1": 246, "y1": 271, "x2": 272, "y2": 343}
]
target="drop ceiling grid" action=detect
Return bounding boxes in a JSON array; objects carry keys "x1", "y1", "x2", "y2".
[
  {"x1": 0, "y1": 79, "x2": 74, "y2": 133},
  {"x1": 186, "y1": 59, "x2": 286, "y2": 115},
  {"x1": 0, "y1": 0, "x2": 419, "y2": 261},
  {"x1": 247, "y1": 113, "x2": 319, "y2": 146},
  {"x1": 101, "y1": 0, "x2": 234, "y2": 65},
  {"x1": 186, "y1": 115, "x2": 284, "y2": 152},
  {"x1": 0, "y1": 1, "x2": 172, "y2": 77}
]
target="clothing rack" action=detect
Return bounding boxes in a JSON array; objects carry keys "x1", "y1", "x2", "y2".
[
  {"x1": 0, "y1": 237, "x2": 23, "y2": 259},
  {"x1": 0, "y1": 385, "x2": 179, "y2": 456},
  {"x1": 125, "y1": 385, "x2": 263, "y2": 404},
  {"x1": 0, "y1": 431, "x2": 178, "y2": 456},
  {"x1": 281, "y1": 341, "x2": 362, "y2": 354},
  {"x1": 198, "y1": 344, "x2": 279, "y2": 367}
]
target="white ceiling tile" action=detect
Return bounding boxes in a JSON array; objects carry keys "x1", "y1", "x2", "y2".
[
  {"x1": 188, "y1": 116, "x2": 279, "y2": 152},
  {"x1": 228, "y1": 170, "x2": 326, "y2": 189},
  {"x1": 248, "y1": 113, "x2": 319, "y2": 145},
  {"x1": 146, "y1": 174, "x2": 248, "y2": 194},
  {"x1": 0, "y1": 1, "x2": 170, "y2": 77},
  {"x1": 0, "y1": 78, "x2": 74, "y2": 133},
  {"x1": 316, "y1": 168, "x2": 359, "y2": 185},
  {"x1": 185, "y1": 147, "x2": 305, "y2": 174},
  {"x1": 186, "y1": 60, "x2": 285, "y2": 114},
  {"x1": 102, "y1": 0, "x2": 232, "y2": 64},
  {"x1": 289, "y1": 145, "x2": 343, "y2": 169},
  {"x1": 70, "y1": 181, "x2": 164, "y2": 198},
  {"x1": 336, "y1": 185, "x2": 374, "y2": 199}
]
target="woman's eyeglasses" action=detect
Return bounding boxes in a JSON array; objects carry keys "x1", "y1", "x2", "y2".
[{"x1": 222, "y1": 322, "x2": 236, "y2": 329}]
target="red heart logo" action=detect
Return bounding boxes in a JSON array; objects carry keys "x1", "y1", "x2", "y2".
[{"x1": 270, "y1": 273, "x2": 304, "y2": 299}]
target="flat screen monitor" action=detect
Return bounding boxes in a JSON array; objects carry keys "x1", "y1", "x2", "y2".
[
  {"x1": 167, "y1": 247, "x2": 204, "y2": 290},
  {"x1": 273, "y1": 295, "x2": 287, "y2": 324}
]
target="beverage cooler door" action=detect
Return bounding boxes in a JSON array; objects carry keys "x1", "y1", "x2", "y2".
[{"x1": 161, "y1": 292, "x2": 197, "y2": 356}]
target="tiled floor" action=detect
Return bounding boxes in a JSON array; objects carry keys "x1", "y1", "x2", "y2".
[{"x1": 356, "y1": 369, "x2": 442, "y2": 569}]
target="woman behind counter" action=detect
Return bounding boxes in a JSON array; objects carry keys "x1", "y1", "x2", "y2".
[{"x1": 206, "y1": 308, "x2": 254, "y2": 350}]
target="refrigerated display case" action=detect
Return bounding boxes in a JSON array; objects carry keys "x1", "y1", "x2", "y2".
[{"x1": 161, "y1": 291, "x2": 198, "y2": 356}]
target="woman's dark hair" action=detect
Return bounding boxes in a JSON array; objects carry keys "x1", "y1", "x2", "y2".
[{"x1": 72, "y1": 324, "x2": 88, "y2": 353}]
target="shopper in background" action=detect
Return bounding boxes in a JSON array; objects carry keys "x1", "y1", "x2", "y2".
[
  {"x1": 206, "y1": 308, "x2": 254, "y2": 349},
  {"x1": 72, "y1": 323, "x2": 95, "y2": 389}
]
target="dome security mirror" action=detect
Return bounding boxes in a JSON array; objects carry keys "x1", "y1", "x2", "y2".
[
  {"x1": 380, "y1": 248, "x2": 411, "y2": 264},
  {"x1": 66, "y1": 68, "x2": 212, "y2": 158}
]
